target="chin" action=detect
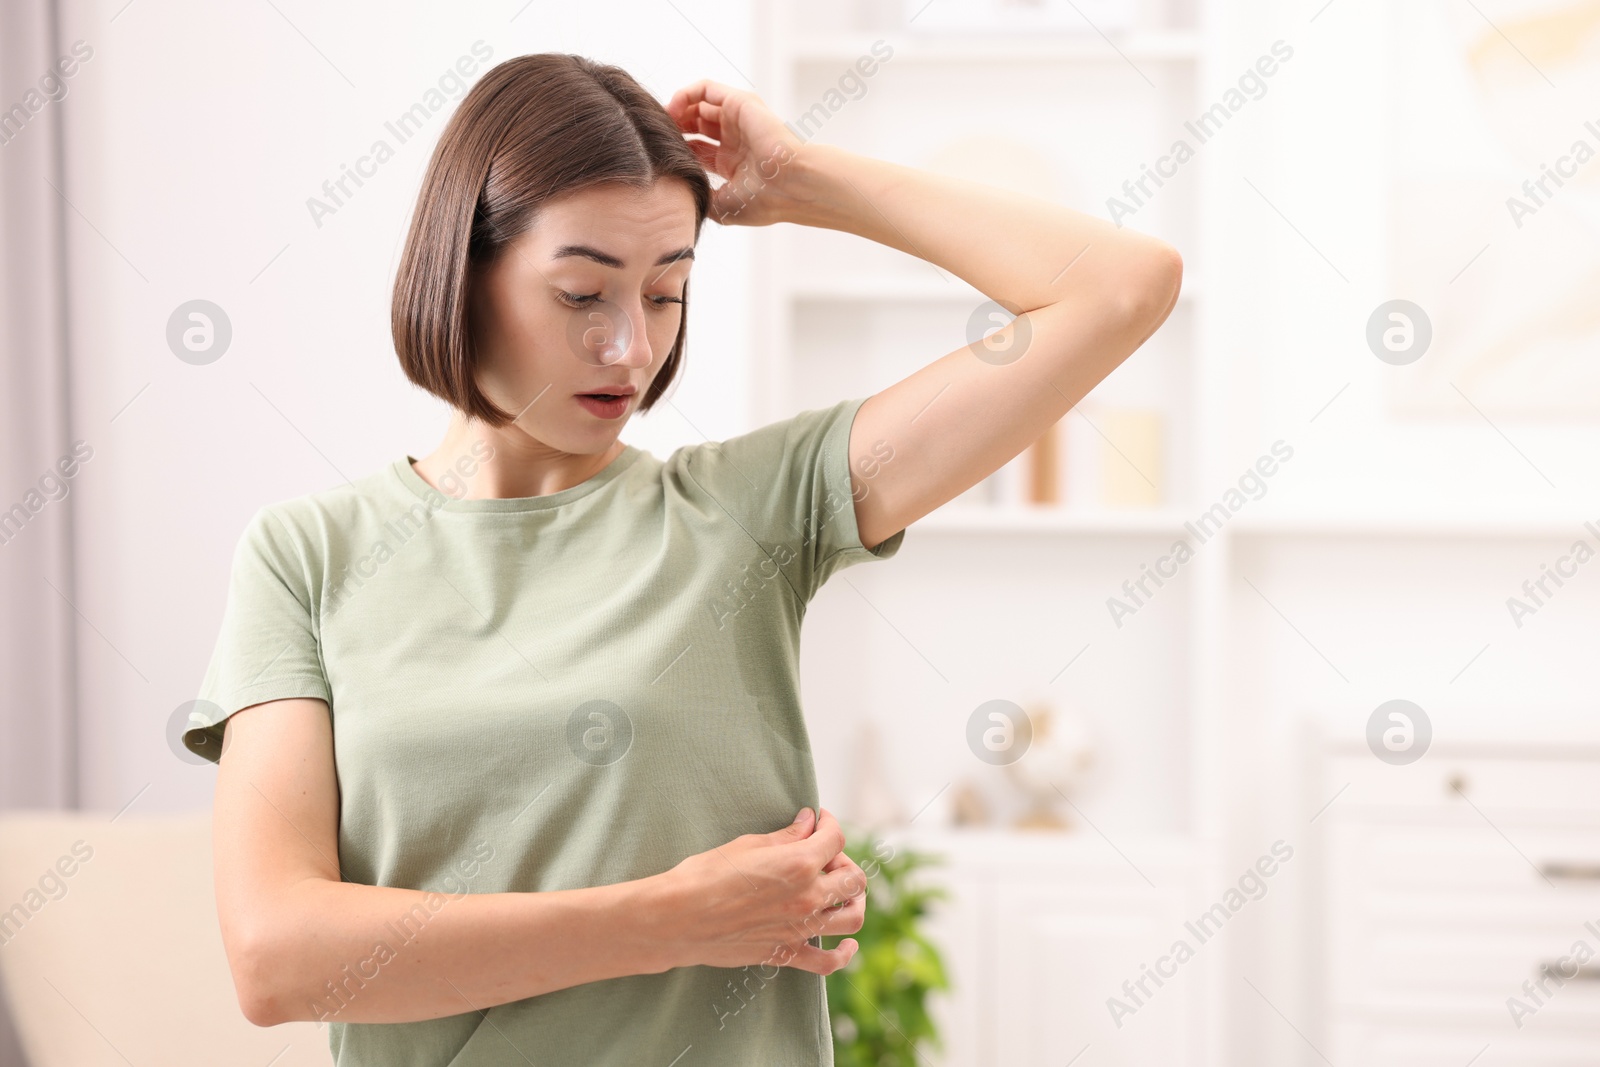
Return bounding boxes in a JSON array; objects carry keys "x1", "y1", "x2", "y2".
[
  {"x1": 538, "y1": 417, "x2": 628, "y2": 456},
  {"x1": 503, "y1": 388, "x2": 637, "y2": 453}
]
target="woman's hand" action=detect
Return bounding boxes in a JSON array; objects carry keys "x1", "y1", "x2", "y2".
[
  {"x1": 664, "y1": 79, "x2": 807, "y2": 228},
  {"x1": 654, "y1": 806, "x2": 867, "y2": 975}
]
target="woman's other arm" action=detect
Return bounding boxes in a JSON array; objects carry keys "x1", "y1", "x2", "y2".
[
  {"x1": 214, "y1": 698, "x2": 865, "y2": 1026},
  {"x1": 665, "y1": 80, "x2": 1183, "y2": 549},
  {"x1": 796, "y1": 141, "x2": 1184, "y2": 547}
]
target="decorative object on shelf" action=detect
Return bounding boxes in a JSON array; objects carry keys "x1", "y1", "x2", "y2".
[
  {"x1": 1099, "y1": 407, "x2": 1164, "y2": 509},
  {"x1": 1026, "y1": 419, "x2": 1063, "y2": 505},
  {"x1": 902, "y1": 0, "x2": 1137, "y2": 34},
  {"x1": 990, "y1": 421, "x2": 1067, "y2": 509},
  {"x1": 1003, "y1": 701, "x2": 1096, "y2": 830},
  {"x1": 824, "y1": 828, "x2": 950, "y2": 1067},
  {"x1": 948, "y1": 777, "x2": 990, "y2": 826},
  {"x1": 849, "y1": 718, "x2": 908, "y2": 829}
]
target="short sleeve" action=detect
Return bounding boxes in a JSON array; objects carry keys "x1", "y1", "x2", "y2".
[
  {"x1": 182, "y1": 505, "x2": 332, "y2": 763},
  {"x1": 680, "y1": 395, "x2": 906, "y2": 604}
]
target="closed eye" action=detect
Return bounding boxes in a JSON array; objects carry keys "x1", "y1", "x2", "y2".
[{"x1": 558, "y1": 291, "x2": 684, "y2": 310}]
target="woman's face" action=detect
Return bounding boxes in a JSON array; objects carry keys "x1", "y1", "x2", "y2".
[{"x1": 468, "y1": 178, "x2": 698, "y2": 455}]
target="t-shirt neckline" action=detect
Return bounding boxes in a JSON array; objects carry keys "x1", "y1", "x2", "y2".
[{"x1": 392, "y1": 444, "x2": 642, "y2": 513}]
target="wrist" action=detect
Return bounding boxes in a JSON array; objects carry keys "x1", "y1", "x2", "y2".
[
  {"x1": 780, "y1": 142, "x2": 856, "y2": 231},
  {"x1": 627, "y1": 869, "x2": 690, "y2": 974}
]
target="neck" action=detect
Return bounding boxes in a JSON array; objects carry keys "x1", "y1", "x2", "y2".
[{"x1": 413, "y1": 411, "x2": 625, "y2": 500}]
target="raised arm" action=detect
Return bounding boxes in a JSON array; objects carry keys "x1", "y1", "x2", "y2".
[
  {"x1": 786, "y1": 144, "x2": 1183, "y2": 548},
  {"x1": 665, "y1": 80, "x2": 1183, "y2": 549},
  {"x1": 213, "y1": 697, "x2": 866, "y2": 1026}
]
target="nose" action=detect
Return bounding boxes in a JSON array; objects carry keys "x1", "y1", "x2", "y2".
[
  {"x1": 609, "y1": 309, "x2": 654, "y2": 369},
  {"x1": 581, "y1": 298, "x2": 655, "y2": 370}
]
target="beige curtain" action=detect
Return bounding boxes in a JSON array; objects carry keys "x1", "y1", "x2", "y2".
[{"x1": 0, "y1": 0, "x2": 80, "y2": 1058}]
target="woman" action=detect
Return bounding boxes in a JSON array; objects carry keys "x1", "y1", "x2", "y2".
[{"x1": 185, "y1": 53, "x2": 1180, "y2": 1066}]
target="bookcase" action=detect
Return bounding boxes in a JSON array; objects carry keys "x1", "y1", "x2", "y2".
[
  {"x1": 748, "y1": 2, "x2": 1600, "y2": 1064},
  {"x1": 752, "y1": 1, "x2": 1222, "y2": 1063}
]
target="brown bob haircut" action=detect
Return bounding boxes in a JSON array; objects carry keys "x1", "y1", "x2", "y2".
[{"x1": 392, "y1": 53, "x2": 712, "y2": 426}]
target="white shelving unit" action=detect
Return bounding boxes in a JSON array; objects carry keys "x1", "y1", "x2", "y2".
[
  {"x1": 754, "y1": 4, "x2": 1600, "y2": 1066},
  {"x1": 755, "y1": 2, "x2": 1222, "y2": 1064},
  {"x1": 754, "y1": 1, "x2": 1210, "y2": 512}
]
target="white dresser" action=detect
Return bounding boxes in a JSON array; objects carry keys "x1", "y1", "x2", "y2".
[{"x1": 1317, "y1": 736, "x2": 1600, "y2": 1065}]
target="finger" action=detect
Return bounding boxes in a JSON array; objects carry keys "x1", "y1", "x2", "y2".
[
  {"x1": 821, "y1": 848, "x2": 864, "y2": 878},
  {"x1": 764, "y1": 807, "x2": 816, "y2": 845},
  {"x1": 810, "y1": 890, "x2": 866, "y2": 934},
  {"x1": 692, "y1": 100, "x2": 724, "y2": 139},
  {"x1": 663, "y1": 84, "x2": 703, "y2": 123},
  {"x1": 665, "y1": 83, "x2": 728, "y2": 136},
  {"x1": 682, "y1": 109, "x2": 725, "y2": 148},
  {"x1": 796, "y1": 807, "x2": 847, "y2": 869},
  {"x1": 673, "y1": 98, "x2": 716, "y2": 140},
  {"x1": 685, "y1": 137, "x2": 718, "y2": 172},
  {"x1": 780, "y1": 937, "x2": 859, "y2": 976},
  {"x1": 667, "y1": 78, "x2": 737, "y2": 120},
  {"x1": 816, "y1": 895, "x2": 866, "y2": 937},
  {"x1": 818, "y1": 863, "x2": 867, "y2": 904}
]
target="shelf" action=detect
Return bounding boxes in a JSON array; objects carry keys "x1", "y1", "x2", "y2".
[
  {"x1": 913, "y1": 505, "x2": 1191, "y2": 535},
  {"x1": 871, "y1": 825, "x2": 1199, "y2": 876},
  {"x1": 788, "y1": 31, "x2": 1202, "y2": 65},
  {"x1": 1231, "y1": 509, "x2": 1600, "y2": 540},
  {"x1": 907, "y1": 505, "x2": 1600, "y2": 540}
]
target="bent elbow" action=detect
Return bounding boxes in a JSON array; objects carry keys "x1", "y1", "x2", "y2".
[
  {"x1": 1128, "y1": 242, "x2": 1183, "y2": 325},
  {"x1": 234, "y1": 964, "x2": 289, "y2": 1028},
  {"x1": 1160, "y1": 244, "x2": 1184, "y2": 305},
  {"x1": 227, "y1": 924, "x2": 299, "y2": 1027},
  {"x1": 1160, "y1": 243, "x2": 1184, "y2": 297},
  {"x1": 238, "y1": 987, "x2": 286, "y2": 1029}
]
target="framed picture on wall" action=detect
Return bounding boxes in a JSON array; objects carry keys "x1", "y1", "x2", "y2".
[{"x1": 1386, "y1": 0, "x2": 1600, "y2": 418}]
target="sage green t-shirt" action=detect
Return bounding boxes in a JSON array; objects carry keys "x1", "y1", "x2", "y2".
[{"x1": 184, "y1": 396, "x2": 904, "y2": 1067}]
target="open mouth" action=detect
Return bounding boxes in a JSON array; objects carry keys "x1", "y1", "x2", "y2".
[{"x1": 575, "y1": 391, "x2": 632, "y2": 420}]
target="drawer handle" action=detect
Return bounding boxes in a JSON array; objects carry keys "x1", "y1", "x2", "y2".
[
  {"x1": 1540, "y1": 960, "x2": 1600, "y2": 982},
  {"x1": 1539, "y1": 862, "x2": 1600, "y2": 882}
]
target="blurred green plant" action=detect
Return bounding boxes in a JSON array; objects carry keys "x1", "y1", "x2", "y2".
[{"x1": 820, "y1": 828, "x2": 951, "y2": 1067}]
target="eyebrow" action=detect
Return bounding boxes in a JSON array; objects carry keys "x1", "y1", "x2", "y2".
[{"x1": 550, "y1": 244, "x2": 695, "y2": 269}]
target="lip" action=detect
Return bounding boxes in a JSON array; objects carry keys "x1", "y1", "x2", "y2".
[{"x1": 574, "y1": 392, "x2": 632, "y2": 421}]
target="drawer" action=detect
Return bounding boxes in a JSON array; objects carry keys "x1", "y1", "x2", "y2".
[
  {"x1": 1326, "y1": 752, "x2": 1600, "y2": 815},
  {"x1": 1325, "y1": 823, "x2": 1600, "y2": 1011},
  {"x1": 1329, "y1": 907, "x2": 1600, "y2": 1012},
  {"x1": 1326, "y1": 822, "x2": 1600, "y2": 895},
  {"x1": 1331, "y1": 1017, "x2": 1600, "y2": 1066}
]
